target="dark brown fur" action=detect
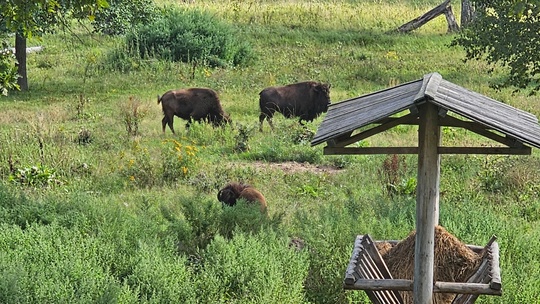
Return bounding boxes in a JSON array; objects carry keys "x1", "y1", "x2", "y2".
[
  {"x1": 217, "y1": 182, "x2": 267, "y2": 214},
  {"x1": 158, "y1": 87, "x2": 231, "y2": 134},
  {"x1": 258, "y1": 81, "x2": 331, "y2": 131}
]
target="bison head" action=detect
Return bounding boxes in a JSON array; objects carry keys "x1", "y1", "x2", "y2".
[
  {"x1": 217, "y1": 182, "x2": 246, "y2": 206},
  {"x1": 209, "y1": 112, "x2": 232, "y2": 127},
  {"x1": 315, "y1": 82, "x2": 331, "y2": 112}
]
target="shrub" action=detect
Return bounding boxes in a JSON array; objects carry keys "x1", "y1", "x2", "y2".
[
  {"x1": 0, "y1": 223, "x2": 135, "y2": 303},
  {"x1": 380, "y1": 154, "x2": 416, "y2": 197},
  {"x1": 219, "y1": 199, "x2": 283, "y2": 240},
  {"x1": 0, "y1": 39, "x2": 19, "y2": 96},
  {"x1": 8, "y1": 164, "x2": 63, "y2": 188},
  {"x1": 161, "y1": 138, "x2": 200, "y2": 182},
  {"x1": 118, "y1": 141, "x2": 157, "y2": 188},
  {"x1": 196, "y1": 230, "x2": 310, "y2": 303},
  {"x1": 173, "y1": 196, "x2": 222, "y2": 252},
  {"x1": 125, "y1": 7, "x2": 255, "y2": 67},
  {"x1": 120, "y1": 96, "x2": 148, "y2": 137}
]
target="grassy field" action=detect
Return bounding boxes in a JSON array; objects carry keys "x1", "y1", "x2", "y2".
[{"x1": 1, "y1": 0, "x2": 539, "y2": 303}]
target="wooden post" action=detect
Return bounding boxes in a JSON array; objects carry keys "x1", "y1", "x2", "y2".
[{"x1": 414, "y1": 102, "x2": 441, "y2": 303}]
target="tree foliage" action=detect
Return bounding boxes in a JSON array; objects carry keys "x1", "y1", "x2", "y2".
[
  {"x1": 452, "y1": 0, "x2": 540, "y2": 94},
  {"x1": 0, "y1": 0, "x2": 108, "y2": 93},
  {"x1": 92, "y1": 0, "x2": 157, "y2": 35},
  {"x1": 0, "y1": 0, "x2": 108, "y2": 37}
]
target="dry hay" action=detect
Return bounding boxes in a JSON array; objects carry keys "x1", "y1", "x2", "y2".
[
  {"x1": 380, "y1": 226, "x2": 482, "y2": 304},
  {"x1": 375, "y1": 241, "x2": 394, "y2": 257}
]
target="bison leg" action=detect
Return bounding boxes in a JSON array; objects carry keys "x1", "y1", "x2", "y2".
[
  {"x1": 162, "y1": 115, "x2": 175, "y2": 134},
  {"x1": 259, "y1": 113, "x2": 275, "y2": 132}
]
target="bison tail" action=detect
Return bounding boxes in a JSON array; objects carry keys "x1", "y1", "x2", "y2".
[{"x1": 157, "y1": 95, "x2": 162, "y2": 105}]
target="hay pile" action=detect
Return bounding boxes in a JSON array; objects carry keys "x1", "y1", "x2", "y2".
[{"x1": 380, "y1": 226, "x2": 482, "y2": 304}]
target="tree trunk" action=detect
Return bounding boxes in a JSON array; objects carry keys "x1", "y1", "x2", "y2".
[
  {"x1": 15, "y1": 32, "x2": 28, "y2": 91},
  {"x1": 461, "y1": 0, "x2": 476, "y2": 27}
]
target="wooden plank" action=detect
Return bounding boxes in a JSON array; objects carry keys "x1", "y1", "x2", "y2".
[
  {"x1": 439, "y1": 80, "x2": 537, "y2": 123},
  {"x1": 434, "y1": 81, "x2": 540, "y2": 149},
  {"x1": 489, "y1": 242, "x2": 502, "y2": 290},
  {"x1": 348, "y1": 279, "x2": 413, "y2": 291},
  {"x1": 312, "y1": 80, "x2": 423, "y2": 146}
]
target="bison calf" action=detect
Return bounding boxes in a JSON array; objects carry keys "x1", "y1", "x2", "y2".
[
  {"x1": 158, "y1": 87, "x2": 231, "y2": 134},
  {"x1": 217, "y1": 182, "x2": 267, "y2": 214},
  {"x1": 258, "y1": 81, "x2": 331, "y2": 131}
]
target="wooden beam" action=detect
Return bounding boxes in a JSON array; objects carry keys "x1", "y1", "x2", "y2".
[
  {"x1": 414, "y1": 103, "x2": 441, "y2": 303},
  {"x1": 324, "y1": 147, "x2": 419, "y2": 155},
  {"x1": 440, "y1": 115, "x2": 524, "y2": 147},
  {"x1": 329, "y1": 114, "x2": 418, "y2": 147},
  {"x1": 324, "y1": 146, "x2": 531, "y2": 155},
  {"x1": 346, "y1": 279, "x2": 502, "y2": 295},
  {"x1": 438, "y1": 147, "x2": 531, "y2": 155}
]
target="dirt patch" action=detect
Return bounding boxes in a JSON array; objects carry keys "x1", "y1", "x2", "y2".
[{"x1": 251, "y1": 161, "x2": 343, "y2": 174}]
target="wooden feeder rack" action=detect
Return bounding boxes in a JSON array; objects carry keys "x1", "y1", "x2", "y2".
[
  {"x1": 343, "y1": 234, "x2": 502, "y2": 304},
  {"x1": 311, "y1": 72, "x2": 540, "y2": 302}
]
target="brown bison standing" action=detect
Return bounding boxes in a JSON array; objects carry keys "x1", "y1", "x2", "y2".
[
  {"x1": 158, "y1": 88, "x2": 231, "y2": 134},
  {"x1": 217, "y1": 182, "x2": 267, "y2": 214},
  {"x1": 258, "y1": 81, "x2": 331, "y2": 131}
]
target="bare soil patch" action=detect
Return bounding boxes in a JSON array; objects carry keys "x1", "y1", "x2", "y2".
[{"x1": 251, "y1": 161, "x2": 343, "y2": 174}]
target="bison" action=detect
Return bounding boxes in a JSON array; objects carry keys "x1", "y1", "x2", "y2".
[
  {"x1": 217, "y1": 182, "x2": 267, "y2": 214},
  {"x1": 258, "y1": 81, "x2": 331, "y2": 131},
  {"x1": 157, "y1": 87, "x2": 231, "y2": 134}
]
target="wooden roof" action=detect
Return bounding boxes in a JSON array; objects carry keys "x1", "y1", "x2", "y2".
[{"x1": 311, "y1": 72, "x2": 540, "y2": 153}]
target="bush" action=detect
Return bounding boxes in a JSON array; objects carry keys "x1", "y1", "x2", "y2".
[
  {"x1": 0, "y1": 223, "x2": 135, "y2": 303},
  {"x1": 0, "y1": 39, "x2": 19, "y2": 96},
  {"x1": 125, "y1": 7, "x2": 255, "y2": 67},
  {"x1": 196, "y1": 230, "x2": 310, "y2": 303},
  {"x1": 8, "y1": 164, "x2": 63, "y2": 188}
]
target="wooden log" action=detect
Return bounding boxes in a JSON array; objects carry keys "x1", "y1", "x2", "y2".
[
  {"x1": 347, "y1": 279, "x2": 501, "y2": 295},
  {"x1": 397, "y1": 0, "x2": 457, "y2": 33},
  {"x1": 443, "y1": 5, "x2": 460, "y2": 32},
  {"x1": 414, "y1": 103, "x2": 441, "y2": 303}
]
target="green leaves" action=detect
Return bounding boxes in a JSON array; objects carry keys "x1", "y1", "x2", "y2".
[
  {"x1": 0, "y1": 0, "x2": 108, "y2": 37},
  {"x1": 452, "y1": 0, "x2": 540, "y2": 94}
]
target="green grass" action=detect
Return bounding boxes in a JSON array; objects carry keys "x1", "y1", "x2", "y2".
[{"x1": 1, "y1": 0, "x2": 540, "y2": 303}]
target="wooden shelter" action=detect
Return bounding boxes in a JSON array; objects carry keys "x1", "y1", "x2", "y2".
[{"x1": 311, "y1": 72, "x2": 540, "y2": 303}]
